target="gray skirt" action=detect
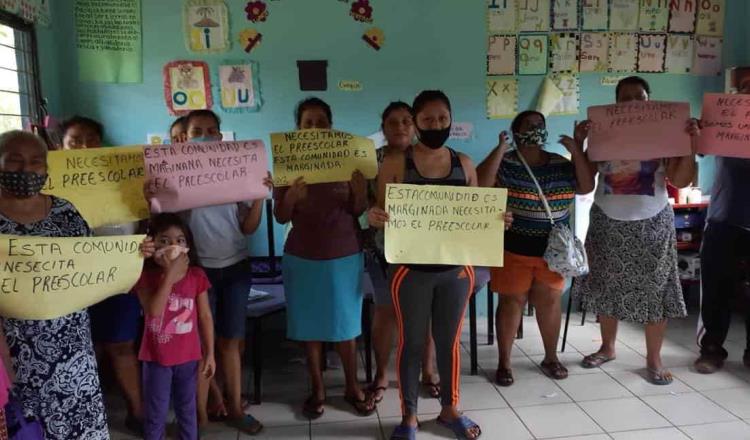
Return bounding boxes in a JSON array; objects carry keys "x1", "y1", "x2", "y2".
[{"x1": 572, "y1": 204, "x2": 686, "y2": 324}]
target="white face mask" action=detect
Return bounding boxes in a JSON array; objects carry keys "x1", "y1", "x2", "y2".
[{"x1": 154, "y1": 245, "x2": 189, "y2": 261}]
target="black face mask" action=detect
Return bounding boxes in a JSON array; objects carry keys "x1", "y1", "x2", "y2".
[
  {"x1": 417, "y1": 126, "x2": 451, "y2": 149},
  {"x1": 0, "y1": 171, "x2": 47, "y2": 198}
]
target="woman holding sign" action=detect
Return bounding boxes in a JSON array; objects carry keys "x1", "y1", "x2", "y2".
[{"x1": 572, "y1": 76, "x2": 699, "y2": 385}]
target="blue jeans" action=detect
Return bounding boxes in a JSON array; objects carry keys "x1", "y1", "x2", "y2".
[
  {"x1": 204, "y1": 259, "x2": 253, "y2": 339},
  {"x1": 142, "y1": 361, "x2": 198, "y2": 440}
]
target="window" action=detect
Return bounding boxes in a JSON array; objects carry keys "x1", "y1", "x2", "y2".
[{"x1": 0, "y1": 11, "x2": 42, "y2": 133}]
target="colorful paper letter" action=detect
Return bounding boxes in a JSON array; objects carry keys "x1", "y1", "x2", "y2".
[
  {"x1": 665, "y1": 34, "x2": 694, "y2": 74},
  {"x1": 487, "y1": 0, "x2": 517, "y2": 33},
  {"x1": 549, "y1": 33, "x2": 579, "y2": 73},
  {"x1": 695, "y1": 0, "x2": 725, "y2": 37},
  {"x1": 550, "y1": 74, "x2": 580, "y2": 116},
  {"x1": 581, "y1": 0, "x2": 608, "y2": 30},
  {"x1": 163, "y1": 60, "x2": 213, "y2": 116},
  {"x1": 517, "y1": 0, "x2": 550, "y2": 32},
  {"x1": 692, "y1": 36, "x2": 723, "y2": 76},
  {"x1": 519, "y1": 34, "x2": 549, "y2": 75},
  {"x1": 219, "y1": 62, "x2": 261, "y2": 112},
  {"x1": 184, "y1": 0, "x2": 230, "y2": 53},
  {"x1": 610, "y1": 0, "x2": 640, "y2": 31},
  {"x1": 639, "y1": 0, "x2": 669, "y2": 32},
  {"x1": 552, "y1": 0, "x2": 578, "y2": 30},
  {"x1": 487, "y1": 77, "x2": 518, "y2": 119},
  {"x1": 669, "y1": 0, "x2": 697, "y2": 33},
  {"x1": 697, "y1": 93, "x2": 750, "y2": 158},
  {"x1": 580, "y1": 32, "x2": 609, "y2": 72},
  {"x1": 488, "y1": 35, "x2": 517, "y2": 75},
  {"x1": 637, "y1": 33, "x2": 667, "y2": 73},
  {"x1": 608, "y1": 33, "x2": 638, "y2": 72}
]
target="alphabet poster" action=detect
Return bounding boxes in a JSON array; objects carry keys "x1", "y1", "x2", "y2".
[
  {"x1": 163, "y1": 60, "x2": 213, "y2": 116},
  {"x1": 579, "y1": 32, "x2": 609, "y2": 72},
  {"x1": 517, "y1": 0, "x2": 550, "y2": 32},
  {"x1": 518, "y1": 34, "x2": 549, "y2": 75},
  {"x1": 487, "y1": 77, "x2": 518, "y2": 119},
  {"x1": 637, "y1": 33, "x2": 666, "y2": 73},
  {"x1": 219, "y1": 62, "x2": 261, "y2": 112},
  {"x1": 488, "y1": 35, "x2": 517, "y2": 75},
  {"x1": 610, "y1": 0, "x2": 640, "y2": 31},
  {"x1": 184, "y1": 0, "x2": 230, "y2": 53},
  {"x1": 487, "y1": 0, "x2": 517, "y2": 34},
  {"x1": 695, "y1": 0, "x2": 725, "y2": 37},
  {"x1": 669, "y1": 0, "x2": 697, "y2": 33},
  {"x1": 551, "y1": 0, "x2": 578, "y2": 31},
  {"x1": 549, "y1": 33, "x2": 579, "y2": 73},
  {"x1": 550, "y1": 73, "x2": 579, "y2": 116},
  {"x1": 608, "y1": 33, "x2": 638, "y2": 72},
  {"x1": 639, "y1": 0, "x2": 669, "y2": 32},
  {"x1": 581, "y1": 0, "x2": 608, "y2": 30},
  {"x1": 692, "y1": 36, "x2": 723, "y2": 76},
  {"x1": 665, "y1": 34, "x2": 693, "y2": 74}
]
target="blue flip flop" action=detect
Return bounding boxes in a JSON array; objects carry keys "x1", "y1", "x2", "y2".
[
  {"x1": 390, "y1": 424, "x2": 418, "y2": 440},
  {"x1": 437, "y1": 415, "x2": 482, "y2": 439}
]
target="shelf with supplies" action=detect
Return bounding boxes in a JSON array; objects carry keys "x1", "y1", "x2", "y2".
[{"x1": 673, "y1": 202, "x2": 709, "y2": 285}]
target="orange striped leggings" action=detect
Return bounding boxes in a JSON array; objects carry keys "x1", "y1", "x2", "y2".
[{"x1": 390, "y1": 265, "x2": 475, "y2": 416}]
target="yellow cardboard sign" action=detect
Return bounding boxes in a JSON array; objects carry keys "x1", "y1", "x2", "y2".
[
  {"x1": 44, "y1": 146, "x2": 149, "y2": 228},
  {"x1": 384, "y1": 184, "x2": 508, "y2": 267},
  {"x1": 270, "y1": 129, "x2": 377, "y2": 186},
  {"x1": 0, "y1": 235, "x2": 145, "y2": 320}
]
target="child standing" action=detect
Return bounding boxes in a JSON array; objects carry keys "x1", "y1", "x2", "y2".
[{"x1": 134, "y1": 213, "x2": 216, "y2": 440}]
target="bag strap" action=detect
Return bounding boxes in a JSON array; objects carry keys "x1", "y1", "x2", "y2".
[{"x1": 515, "y1": 149, "x2": 555, "y2": 225}]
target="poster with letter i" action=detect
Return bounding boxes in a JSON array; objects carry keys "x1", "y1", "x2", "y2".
[
  {"x1": 551, "y1": 0, "x2": 578, "y2": 31},
  {"x1": 487, "y1": 0, "x2": 517, "y2": 33}
]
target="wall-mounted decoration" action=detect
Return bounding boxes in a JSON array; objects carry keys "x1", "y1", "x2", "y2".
[
  {"x1": 517, "y1": 0, "x2": 550, "y2": 32},
  {"x1": 518, "y1": 34, "x2": 548, "y2": 75},
  {"x1": 692, "y1": 36, "x2": 722, "y2": 76},
  {"x1": 536, "y1": 76, "x2": 563, "y2": 116},
  {"x1": 487, "y1": 0, "x2": 517, "y2": 34},
  {"x1": 549, "y1": 32, "x2": 579, "y2": 73},
  {"x1": 637, "y1": 33, "x2": 666, "y2": 73},
  {"x1": 579, "y1": 32, "x2": 609, "y2": 72},
  {"x1": 163, "y1": 60, "x2": 213, "y2": 116},
  {"x1": 665, "y1": 34, "x2": 693, "y2": 74},
  {"x1": 245, "y1": 1, "x2": 268, "y2": 22},
  {"x1": 238, "y1": 28, "x2": 262, "y2": 53},
  {"x1": 486, "y1": 77, "x2": 518, "y2": 119},
  {"x1": 695, "y1": 0, "x2": 724, "y2": 37},
  {"x1": 668, "y1": 0, "x2": 697, "y2": 33},
  {"x1": 338, "y1": 80, "x2": 363, "y2": 92},
  {"x1": 350, "y1": 0, "x2": 373, "y2": 23},
  {"x1": 184, "y1": 0, "x2": 230, "y2": 53},
  {"x1": 297, "y1": 60, "x2": 328, "y2": 91},
  {"x1": 608, "y1": 33, "x2": 638, "y2": 72},
  {"x1": 638, "y1": 0, "x2": 669, "y2": 32},
  {"x1": 363, "y1": 27, "x2": 384, "y2": 50},
  {"x1": 581, "y1": 0, "x2": 608, "y2": 31},
  {"x1": 487, "y1": 35, "x2": 516, "y2": 75},
  {"x1": 219, "y1": 61, "x2": 261, "y2": 112},
  {"x1": 610, "y1": 0, "x2": 639, "y2": 31},
  {"x1": 551, "y1": 0, "x2": 578, "y2": 31},
  {"x1": 449, "y1": 122, "x2": 474, "y2": 141},
  {"x1": 549, "y1": 73, "x2": 579, "y2": 116}
]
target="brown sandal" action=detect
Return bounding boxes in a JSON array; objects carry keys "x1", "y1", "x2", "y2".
[
  {"x1": 495, "y1": 368, "x2": 514, "y2": 387},
  {"x1": 344, "y1": 391, "x2": 377, "y2": 416},
  {"x1": 540, "y1": 360, "x2": 569, "y2": 380}
]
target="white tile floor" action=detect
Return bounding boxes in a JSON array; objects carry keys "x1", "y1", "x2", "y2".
[{"x1": 107, "y1": 310, "x2": 750, "y2": 439}]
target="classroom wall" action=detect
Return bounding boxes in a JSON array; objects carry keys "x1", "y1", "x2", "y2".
[{"x1": 36, "y1": 0, "x2": 748, "y2": 256}]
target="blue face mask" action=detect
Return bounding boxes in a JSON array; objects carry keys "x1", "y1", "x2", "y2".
[{"x1": 189, "y1": 136, "x2": 218, "y2": 143}]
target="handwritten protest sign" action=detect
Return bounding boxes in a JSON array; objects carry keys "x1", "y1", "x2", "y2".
[
  {"x1": 270, "y1": 129, "x2": 377, "y2": 186},
  {"x1": 0, "y1": 235, "x2": 145, "y2": 320},
  {"x1": 44, "y1": 146, "x2": 148, "y2": 228},
  {"x1": 384, "y1": 184, "x2": 507, "y2": 267},
  {"x1": 144, "y1": 140, "x2": 269, "y2": 213},
  {"x1": 587, "y1": 101, "x2": 692, "y2": 161},
  {"x1": 697, "y1": 93, "x2": 750, "y2": 158}
]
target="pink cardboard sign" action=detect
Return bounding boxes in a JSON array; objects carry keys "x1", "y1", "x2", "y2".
[
  {"x1": 698, "y1": 93, "x2": 750, "y2": 158},
  {"x1": 144, "y1": 140, "x2": 269, "y2": 213},
  {"x1": 586, "y1": 101, "x2": 692, "y2": 161}
]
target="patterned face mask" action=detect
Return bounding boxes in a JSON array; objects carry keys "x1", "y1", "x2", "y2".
[
  {"x1": 0, "y1": 171, "x2": 48, "y2": 197},
  {"x1": 513, "y1": 127, "x2": 548, "y2": 147}
]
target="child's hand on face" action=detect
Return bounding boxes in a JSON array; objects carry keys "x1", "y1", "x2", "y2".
[
  {"x1": 160, "y1": 253, "x2": 189, "y2": 284},
  {"x1": 201, "y1": 353, "x2": 216, "y2": 379},
  {"x1": 139, "y1": 237, "x2": 156, "y2": 259}
]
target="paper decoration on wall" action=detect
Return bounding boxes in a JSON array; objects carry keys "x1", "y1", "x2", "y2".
[
  {"x1": 601, "y1": 75, "x2": 627, "y2": 86},
  {"x1": 350, "y1": 0, "x2": 373, "y2": 23},
  {"x1": 338, "y1": 80, "x2": 363, "y2": 91},
  {"x1": 363, "y1": 27, "x2": 384, "y2": 50},
  {"x1": 75, "y1": 0, "x2": 142, "y2": 83},
  {"x1": 219, "y1": 62, "x2": 261, "y2": 112},
  {"x1": 692, "y1": 36, "x2": 722, "y2": 76},
  {"x1": 518, "y1": 34, "x2": 549, "y2": 75},
  {"x1": 639, "y1": 0, "x2": 669, "y2": 32},
  {"x1": 245, "y1": 1, "x2": 268, "y2": 22},
  {"x1": 669, "y1": 0, "x2": 697, "y2": 33},
  {"x1": 536, "y1": 76, "x2": 563, "y2": 116},
  {"x1": 184, "y1": 0, "x2": 230, "y2": 53},
  {"x1": 581, "y1": 0, "x2": 608, "y2": 31},
  {"x1": 488, "y1": 35, "x2": 517, "y2": 75},
  {"x1": 487, "y1": 0, "x2": 517, "y2": 34},
  {"x1": 487, "y1": 77, "x2": 518, "y2": 119},
  {"x1": 695, "y1": 0, "x2": 724, "y2": 37},
  {"x1": 608, "y1": 33, "x2": 638, "y2": 72},
  {"x1": 239, "y1": 29, "x2": 262, "y2": 53},
  {"x1": 637, "y1": 33, "x2": 666, "y2": 72},
  {"x1": 517, "y1": 0, "x2": 550, "y2": 32},
  {"x1": 551, "y1": 0, "x2": 578, "y2": 31},
  {"x1": 610, "y1": 0, "x2": 640, "y2": 31},
  {"x1": 665, "y1": 34, "x2": 693, "y2": 73},
  {"x1": 147, "y1": 133, "x2": 167, "y2": 145},
  {"x1": 297, "y1": 60, "x2": 328, "y2": 91},
  {"x1": 580, "y1": 32, "x2": 609, "y2": 72},
  {"x1": 163, "y1": 60, "x2": 213, "y2": 116},
  {"x1": 450, "y1": 123, "x2": 474, "y2": 140},
  {"x1": 549, "y1": 33, "x2": 579, "y2": 73},
  {"x1": 550, "y1": 73, "x2": 579, "y2": 116}
]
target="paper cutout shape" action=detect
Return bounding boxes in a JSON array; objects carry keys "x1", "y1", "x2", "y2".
[
  {"x1": 637, "y1": 34, "x2": 667, "y2": 73},
  {"x1": 350, "y1": 0, "x2": 373, "y2": 23},
  {"x1": 238, "y1": 29, "x2": 262, "y2": 53},
  {"x1": 639, "y1": 0, "x2": 669, "y2": 32},
  {"x1": 518, "y1": 34, "x2": 549, "y2": 75},
  {"x1": 581, "y1": 0, "x2": 609, "y2": 30},
  {"x1": 0, "y1": 235, "x2": 145, "y2": 320},
  {"x1": 338, "y1": 80, "x2": 363, "y2": 91},
  {"x1": 184, "y1": 0, "x2": 230, "y2": 53},
  {"x1": 536, "y1": 76, "x2": 564, "y2": 116},
  {"x1": 363, "y1": 27, "x2": 385, "y2": 50},
  {"x1": 43, "y1": 146, "x2": 149, "y2": 228},
  {"x1": 587, "y1": 101, "x2": 692, "y2": 161},
  {"x1": 147, "y1": 134, "x2": 167, "y2": 145},
  {"x1": 487, "y1": 0, "x2": 517, "y2": 33},
  {"x1": 610, "y1": 0, "x2": 640, "y2": 31},
  {"x1": 297, "y1": 60, "x2": 328, "y2": 91},
  {"x1": 665, "y1": 34, "x2": 694, "y2": 74},
  {"x1": 550, "y1": 74, "x2": 579, "y2": 116},
  {"x1": 144, "y1": 140, "x2": 269, "y2": 213},
  {"x1": 487, "y1": 77, "x2": 518, "y2": 119},
  {"x1": 608, "y1": 33, "x2": 638, "y2": 72},
  {"x1": 695, "y1": 0, "x2": 724, "y2": 36},
  {"x1": 384, "y1": 184, "x2": 508, "y2": 267},
  {"x1": 692, "y1": 36, "x2": 723, "y2": 76},
  {"x1": 517, "y1": 0, "x2": 550, "y2": 32},
  {"x1": 669, "y1": 0, "x2": 697, "y2": 33},
  {"x1": 163, "y1": 61, "x2": 213, "y2": 116},
  {"x1": 698, "y1": 93, "x2": 750, "y2": 158},
  {"x1": 450, "y1": 123, "x2": 474, "y2": 141},
  {"x1": 549, "y1": 33, "x2": 579, "y2": 73},
  {"x1": 580, "y1": 32, "x2": 609, "y2": 72},
  {"x1": 245, "y1": 1, "x2": 268, "y2": 22},
  {"x1": 488, "y1": 35, "x2": 517, "y2": 75},
  {"x1": 551, "y1": 0, "x2": 578, "y2": 30},
  {"x1": 219, "y1": 62, "x2": 261, "y2": 112}
]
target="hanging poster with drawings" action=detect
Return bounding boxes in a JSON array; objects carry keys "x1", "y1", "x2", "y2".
[
  {"x1": 487, "y1": 35, "x2": 517, "y2": 75},
  {"x1": 580, "y1": 32, "x2": 609, "y2": 72},
  {"x1": 665, "y1": 34, "x2": 693, "y2": 74},
  {"x1": 517, "y1": 0, "x2": 550, "y2": 32},
  {"x1": 184, "y1": 0, "x2": 230, "y2": 53},
  {"x1": 551, "y1": 0, "x2": 578, "y2": 31},
  {"x1": 518, "y1": 34, "x2": 549, "y2": 75},
  {"x1": 695, "y1": 0, "x2": 724, "y2": 37},
  {"x1": 163, "y1": 60, "x2": 213, "y2": 116},
  {"x1": 581, "y1": 0, "x2": 608, "y2": 31},
  {"x1": 218, "y1": 62, "x2": 261, "y2": 112},
  {"x1": 487, "y1": 77, "x2": 518, "y2": 119},
  {"x1": 487, "y1": 0, "x2": 517, "y2": 34},
  {"x1": 610, "y1": 0, "x2": 640, "y2": 31},
  {"x1": 668, "y1": 0, "x2": 697, "y2": 33},
  {"x1": 550, "y1": 74, "x2": 579, "y2": 116},
  {"x1": 637, "y1": 34, "x2": 666, "y2": 73},
  {"x1": 638, "y1": 0, "x2": 669, "y2": 32},
  {"x1": 692, "y1": 36, "x2": 723, "y2": 76},
  {"x1": 608, "y1": 33, "x2": 638, "y2": 72},
  {"x1": 549, "y1": 33, "x2": 579, "y2": 73}
]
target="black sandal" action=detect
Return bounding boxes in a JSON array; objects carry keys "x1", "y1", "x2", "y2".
[
  {"x1": 303, "y1": 396, "x2": 325, "y2": 420},
  {"x1": 367, "y1": 384, "x2": 387, "y2": 403},
  {"x1": 344, "y1": 391, "x2": 377, "y2": 416},
  {"x1": 495, "y1": 368, "x2": 514, "y2": 387}
]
